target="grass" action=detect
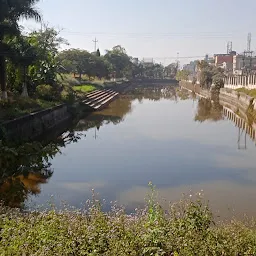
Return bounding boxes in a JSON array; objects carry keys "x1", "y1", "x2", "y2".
[
  {"x1": 1, "y1": 184, "x2": 256, "y2": 255},
  {"x1": 236, "y1": 88, "x2": 256, "y2": 98},
  {"x1": 0, "y1": 98, "x2": 60, "y2": 122},
  {"x1": 73, "y1": 84, "x2": 97, "y2": 93}
]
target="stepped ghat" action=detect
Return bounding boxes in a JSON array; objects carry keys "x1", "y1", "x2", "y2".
[{"x1": 82, "y1": 89, "x2": 119, "y2": 111}]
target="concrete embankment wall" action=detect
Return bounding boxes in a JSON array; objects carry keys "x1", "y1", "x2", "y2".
[
  {"x1": 0, "y1": 104, "x2": 71, "y2": 142},
  {"x1": 219, "y1": 88, "x2": 256, "y2": 114},
  {"x1": 179, "y1": 81, "x2": 211, "y2": 99}
]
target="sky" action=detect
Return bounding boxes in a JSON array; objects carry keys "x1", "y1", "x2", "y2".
[{"x1": 20, "y1": 0, "x2": 256, "y2": 65}]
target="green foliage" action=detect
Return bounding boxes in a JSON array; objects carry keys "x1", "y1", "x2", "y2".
[
  {"x1": 165, "y1": 63, "x2": 178, "y2": 78},
  {"x1": 0, "y1": 98, "x2": 58, "y2": 121},
  {"x1": 104, "y1": 45, "x2": 132, "y2": 78},
  {"x1": 60, "y1": 89, "x2": 76, "y2": 104},
  {"x1": 176, "y1": 70, "x2": 190, "y2": 81},
  {"x1": 197, "y1": 60, "x2": 225, "y2": 89},
  {"x1": 27, "y1": 27, "x2": 68, "y2": 87},
  {"x1": 73, "y1": 84, "x2": 96, "y2": 93},
  {"x1": 1, "y1": 186, "x2": 256, "y2": 255},
  {"x1": 0, "y1": 0, "x2": 41, "y2": 97},
  {"x1": 36, "y1": 84, "x2": 54, "y2": 101},
  {"x1": 236, "y1": 88, "x2": 256, "y2": 98}
]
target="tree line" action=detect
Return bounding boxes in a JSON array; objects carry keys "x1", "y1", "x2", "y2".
[
  {"x1": 176, "y1": 60, "x2": 225, "y2": 89},
  {"x1": 0, "y1": 0, "x2": 178, "y2": 101}
]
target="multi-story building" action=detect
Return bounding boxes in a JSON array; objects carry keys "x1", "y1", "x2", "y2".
[
  {"x1": 233, "y1": 54, "x2": 256, "y2": 75},
  {"x1": 214, "y1": 52, "x2": 236, "y2": 72}
]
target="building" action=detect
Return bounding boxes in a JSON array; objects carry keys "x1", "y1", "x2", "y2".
[
  {"x1": 214, "y1": 52, "x2": 236, "y2": 72},
  {"x1": 233, "y1": 54, "x2": 256, "y2": 75}
]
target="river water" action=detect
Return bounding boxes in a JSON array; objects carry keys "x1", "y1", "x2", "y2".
[{"x1": 3, "y1": 85, "x2": 256, "y2": 219}]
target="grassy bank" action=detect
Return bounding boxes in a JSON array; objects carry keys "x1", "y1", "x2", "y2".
[
  {"x1": 236, "y1": 87, "x2": 256, "y2": 98},
  {"x1": 1, "y1": 187, "x2": 256, "y2": 255},
  {"x1": 0, "y1": 98, "x2": 60, "y2": 122},
  {"x1": 73, "y1": 84, "x2": 97, "y2": 93}
]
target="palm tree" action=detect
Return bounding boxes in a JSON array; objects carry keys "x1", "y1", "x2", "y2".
[{"x1": 0, "y1": 0, "x2": 41, "y2": 99}]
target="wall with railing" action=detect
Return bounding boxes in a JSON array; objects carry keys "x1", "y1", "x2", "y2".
[{"x1": 224, "y1": 75, "x2": 256, "y2": 89}]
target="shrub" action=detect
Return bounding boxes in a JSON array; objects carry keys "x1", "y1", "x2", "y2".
[
  {"x1": 61, "y1": 89, "x2": 76, "y2": 104},
  {"x1": 36, "y1": 84, "x2": 54, "y2": 101}
]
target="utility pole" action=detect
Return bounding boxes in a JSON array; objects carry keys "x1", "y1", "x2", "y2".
[{"x1": 92, "y1": 37, "x2": 98, "y2": 52}]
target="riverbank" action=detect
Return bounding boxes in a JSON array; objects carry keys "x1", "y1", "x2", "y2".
[{"x1": 1, "y1": 191, "x2": 256, "y2": 255}]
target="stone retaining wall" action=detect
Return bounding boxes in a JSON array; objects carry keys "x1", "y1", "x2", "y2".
[
  {"x1": 0, "y1": 104, "x2": 71, "y2": 142},
  {"x1": 219, "y1": 88, "x2": 255, "y2": 114}
]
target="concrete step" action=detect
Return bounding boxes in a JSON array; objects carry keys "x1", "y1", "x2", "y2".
[
  {"x1": 85, "y1": 89, "x2": 104, "y2": 97},
  {"x1": 93, "y1": 92, "x2": 119, "y2": 110},
  {"x1": 83, "y1": 90, "x2": 113, "y2": 105},
  {"x1": 84, "y1": 89, "x2": 113, "y2": 100},
  {"x1": 83, "y1": 90, "x2": 108, "y2": 103},
  {"x1": 88, "y1": 91, "x2": 118, "y2": 108},
  {"x1": 86, "y1": 89, "x2": 111, "y2": 97}
]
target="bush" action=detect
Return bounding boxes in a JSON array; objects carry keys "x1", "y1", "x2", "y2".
[
  {"x1": 1, "y1": 185, "x2": 256, "y2": 255},
  {"x1": 61, "y1": 89, "x2": 76, "y2": 104},
  {"x1": 36, "y1": 84, "x2": 54, "y2": 101}
]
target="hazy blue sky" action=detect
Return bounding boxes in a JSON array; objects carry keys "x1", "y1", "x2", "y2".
[{"x1": 20, "y1": 0, "x2": 256, "y2": 65}]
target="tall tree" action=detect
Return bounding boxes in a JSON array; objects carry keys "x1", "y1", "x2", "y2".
[
  {"x1": 0, "y1": 0, "x2": 41, "y2": 99},
  {"x1": 7, "y1": 35, "x2": 38, "y2": 97},
  {"x1": 28, "y1": 26, "x2": 68, "y2": 86},
  {"x1": 104, "y1": 45, "x2": 132, "y2": 78}
]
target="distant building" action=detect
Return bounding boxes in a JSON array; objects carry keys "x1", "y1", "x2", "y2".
[
  {"x1": 233, "y1": 54, "x2": 256, "y2": 75},
  {"x1": 142, "y1": 58, "x2": 154, "y2": 68},
  {"x1": 214, "y1": 52, "x2": 236, "y2": 72}
]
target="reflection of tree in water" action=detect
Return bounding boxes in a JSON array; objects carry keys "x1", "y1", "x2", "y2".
[
  {"x1": 0, "y1": 131, "x2": 80, "y2": 208},
  {"x1": 176, "y1": 88, "x2": 191, "y2": 101},
  {"x1": 195, "y1": 97, "x2": 223, "y2": 122},
  {"x1": 128, "y1": 86, "x2": 178, "y2": 102}
]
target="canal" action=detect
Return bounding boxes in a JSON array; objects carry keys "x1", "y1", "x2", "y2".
[{"x1": 2, "y1": 85, "x2": 256, "y2": 219}]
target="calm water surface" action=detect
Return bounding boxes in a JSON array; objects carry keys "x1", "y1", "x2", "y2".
[{"x1": 19, "y1": 87, "x2": 256, "y2": 217}]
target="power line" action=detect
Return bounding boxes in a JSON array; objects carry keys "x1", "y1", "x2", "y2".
[{"x1": 61, "y1": 31, "x2": 245, "y2": 39}]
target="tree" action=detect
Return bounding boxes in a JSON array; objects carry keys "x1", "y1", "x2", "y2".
[
  {"x1": 176, "y1": 70, "x2": 190, "y2": 81},
  {"x1": 196, "y1": 60, "x2": 225, "y2": 89},
  {"x1": 164, "y1": 63, "x2": 178, "y2": 78},
  {"x1": 7, "y1": 35, "x2": 38, "y2": 97},
  {"x1": 0, "y1": 0, "x2": 41, "y2": 99},
  {"x1": 27, "y1": 26, "x2": 68, "y2": 87},
  {"x1": 104, "y1": 45, "x2": 132, "y2": 78}
]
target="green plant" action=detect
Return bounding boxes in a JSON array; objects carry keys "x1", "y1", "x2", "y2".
[
  {"x1": 72, "y1": 84, "x2": 96, "y2": 93},
  {"x1": 1, "y1": 186, "x2": 256, "y2": 255},
  {"x1": 36, "y1": 84, "x2": 54, "y2": 101},
  {"x1": 61, "y1": 89, "x2": 76, "y2": 104}
]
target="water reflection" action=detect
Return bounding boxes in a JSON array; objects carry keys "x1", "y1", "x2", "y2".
[
  {"x1": 128, "y1": 85, "x2": 178, "y2": 102},
  {"x1": 0, "y1": 131, "x2": 81, "y2": 208},
  {"x1": 195, "y1": 98, "x2": 223, "y2": 122},
  {"x1": 2, "y1": 85, "x2": 256, "y2": 219}
]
